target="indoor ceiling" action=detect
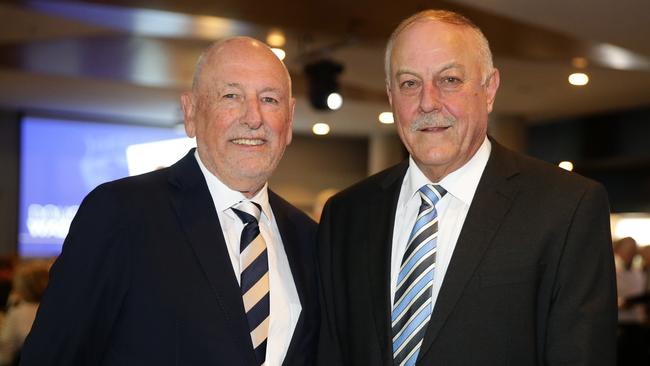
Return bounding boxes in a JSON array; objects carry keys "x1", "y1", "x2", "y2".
[{"x1": 0, "y1": 0, "x2": 649, "y2": 136}]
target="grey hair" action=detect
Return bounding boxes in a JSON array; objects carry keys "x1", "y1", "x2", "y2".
[{"x1": 384, "y1": 9, "x2": 494, "y2": 86}]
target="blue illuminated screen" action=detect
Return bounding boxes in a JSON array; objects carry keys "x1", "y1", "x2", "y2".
[{"x1": 19, "y1": 116, "x2": 190, "y2": 258}]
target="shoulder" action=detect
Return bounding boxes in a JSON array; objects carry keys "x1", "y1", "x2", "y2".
[
  {"x1": 82, "y1": 167, "x2": 171, "y2": 210},
  {"x1": 67, "y1": 167, "x2": 174, "y2": 237},
  {"x1": 82, "y1": 149, "x2": 199, "y2": 208},
  {"x1": 492, "y1": 142, "x2": 605, "y2": 199}
]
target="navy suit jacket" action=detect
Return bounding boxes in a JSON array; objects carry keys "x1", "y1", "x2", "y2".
[
  {"x1": 21, "y1": 149, "x2": 319, "y2": 366},
  {"x1": 317, "y1": 140, "x2": 617, "y2": 365}
]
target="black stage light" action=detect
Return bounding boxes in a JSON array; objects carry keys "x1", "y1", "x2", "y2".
[{"x1": 304, "y1": 59, "x2": 344, "y2": 111}]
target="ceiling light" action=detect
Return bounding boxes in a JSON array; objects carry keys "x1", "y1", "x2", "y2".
[
  {"x1": 378, "y1": 112, "x2": 394, "y2": 124},
  {"x1": 312, "y1": 123, "x2": 330, "y2": 135},
  {"x1": 266, "y1": 29, "x2": 286, "y2": 47},
  {"x1": 304, "y1": 59, "x2": 344, "y2": 111},
  {"x1": 271, "y1": 48, "x2": 286, "y2": 61},
  {"x1": 558, "y1": 161, "x2": 574, "y2": 171},
  {"x1": 326, "y1": 93, "x2": 343, "y2": 110},
  {"x1": 571, "y1": 57, "x2": 589, "y2": 69},
  {"x1": 568, "y1": 73, "x2": 589, "y2": 86},
  {"x1": 591, "y1": 43, "x2": 650, "y2": 71}
]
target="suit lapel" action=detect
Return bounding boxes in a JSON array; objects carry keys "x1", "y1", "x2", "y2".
[
  {"x1": 366, "y1": 162, "x2": 408, "y2": 366},
  {"x1": 268, "y1": 192, "x2": 308, "y2": 363},
  {"x1": 270, "y1": 192, "x2": 307, "y2": 311},
  {"x1": 418, "y1": 141, "x2": 520, "y2": 360},
  {"x1": 168, "y1": 150, "x2": 257, "y2": 366}
]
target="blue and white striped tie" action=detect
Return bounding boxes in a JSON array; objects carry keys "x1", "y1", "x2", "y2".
[
  {"x1": 392, "y1": 184, "x2": 446, "y2": 366},
  {"x1": 232, "y1": 201, "x2": 269, "y2": 365}
]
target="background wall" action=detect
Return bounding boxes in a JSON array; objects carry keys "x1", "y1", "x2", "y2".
[
  {"x1": 528, "y1": 106, "x2": 650, "y2": 212},
  {"x1": 271, "y1": 134, "x2": 370, "y2": 217}
]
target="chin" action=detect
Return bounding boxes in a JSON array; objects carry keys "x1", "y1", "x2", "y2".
[{"x1": 417, "y1": 147, "x2": 456, "y2": 163}]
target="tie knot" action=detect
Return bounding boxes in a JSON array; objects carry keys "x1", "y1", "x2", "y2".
[
  {"x1": 231, "y1": 200, "x2": 262, "y2": 225},
  {"x1": 418, "y1": 184, "x2": 446, "y2": 206}
]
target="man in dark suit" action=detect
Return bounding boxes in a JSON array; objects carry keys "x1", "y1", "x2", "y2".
[
  {"x1": 317, "y1": 10, "x2": 616, "y2": 366},
  {"x1": 21, "y1": 37, "x2": 318, "y2": 366}
]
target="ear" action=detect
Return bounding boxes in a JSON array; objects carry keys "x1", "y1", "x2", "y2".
[
  {"x1": 285, "y1": 97, "x2": 295, "y2": 145},
  {"x1": 485, "y1": 68, "x2": 500, "y2": 114},
  {"x1": 386, "y1": 80, "x2": 393, "y2": 107},
  {"x1": 180, "y1": 92, "x2": 196, "y2": 138}
]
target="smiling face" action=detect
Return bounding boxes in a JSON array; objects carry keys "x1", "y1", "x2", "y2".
[
  {"x1": 181, "y1": 38, "x2": 294, "y2": 197},
  {"x1": 387, "y1": 20, "x2": 499, "y2": 181}
]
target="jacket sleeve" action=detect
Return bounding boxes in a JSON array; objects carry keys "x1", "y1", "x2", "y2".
[
  {"x1": 544, "y1": 182, "x2": 617, "y2": 365},
  {"x1": 20, "y1": 184, "x2": 132, "y2": 366}
]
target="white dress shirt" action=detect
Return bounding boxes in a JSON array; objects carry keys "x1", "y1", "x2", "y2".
[
  {"x1": 390, "y1": 137, "x2": 491, "y2": 308},
  {"x1": 195, "y1": 151, "x2": 301, "y2": 366}
]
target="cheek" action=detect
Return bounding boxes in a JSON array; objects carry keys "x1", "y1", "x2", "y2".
[{"x1": 265, "y1": 111, "x2": 291, "y2": 136}]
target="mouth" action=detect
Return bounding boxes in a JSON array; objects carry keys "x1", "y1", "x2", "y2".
[
  {"x1": 231, "y1": 138, "x2": 265, "y2": 146},
  {"x1": 418, "y1": 126, "x2": 451, "y2": 132}
]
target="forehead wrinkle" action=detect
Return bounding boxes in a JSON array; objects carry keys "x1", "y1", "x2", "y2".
[
  {"x1": 394, "y1": 62, "x2": 464, "y2": 80},
  {"x1": 259, "y1": 86, "x2": 284, "y2": 95},
  {"x1": 439, "y1": 63, "x2": 465, "y2": 73},
  {"x1": 220, "y1": 83, "x2": 286, "y2": 97}
]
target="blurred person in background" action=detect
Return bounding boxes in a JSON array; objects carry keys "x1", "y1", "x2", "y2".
[
  {"x1": 613, "y1": 237, "x2": 648, "y2": 365},
  {"x1": 615, "y1": 237, "x2": 645, "y2": 322},
  {"x1": 0, "y1": 257, "x2": 16, "y2": 313},
  {"x1": 638, "y1": 245, "x2": 650, "y2": 302},
  {"x1": 0, "y1": 261, "x2": 49, "y2": 366}
]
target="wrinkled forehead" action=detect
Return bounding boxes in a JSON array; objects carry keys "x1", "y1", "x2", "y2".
[{"x1": 390, "y1": 20, "x2": 479, "y2": 71}]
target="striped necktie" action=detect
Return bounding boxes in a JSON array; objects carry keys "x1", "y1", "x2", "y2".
[
  {"x1": 232, "y1": 201, "x2": 269, "y2": 365},
  {"x1": 392, "y1": 184, "x2": 446, "y2": 366}
]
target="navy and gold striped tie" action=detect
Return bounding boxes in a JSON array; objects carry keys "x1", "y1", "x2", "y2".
[
  {"x1": 392, "y1": 184, "x2": 446, "y2": 366},
  {"x1": 232, "y1": 201, "x2": 269, "y2": 365}
]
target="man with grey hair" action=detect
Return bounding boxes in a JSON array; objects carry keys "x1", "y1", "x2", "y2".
[
  {"x1": 317, "y1": 9, "x2": 616, "y2": 366},
  {"x1": 21, "y1": 37, "x2": 319, "y2": 366}
]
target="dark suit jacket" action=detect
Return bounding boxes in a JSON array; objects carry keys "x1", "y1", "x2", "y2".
[
  {"x1": 21, "y1": 149, "x2": 319, "y2": 366},
  {"x1": 317, "y1": 141, "x2": 617, "y2": 366}
]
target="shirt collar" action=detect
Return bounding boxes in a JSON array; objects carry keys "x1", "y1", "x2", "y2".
[
  {"x1": 194, "y1": 150, "x2": 272, "y2": 220},
  {"x1": 405, "y1": 136, "x2": 491, "y2": 206}
]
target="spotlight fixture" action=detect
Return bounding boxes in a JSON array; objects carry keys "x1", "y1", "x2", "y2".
[
  {"x1": 378, "y1": 112, "x2": 394, "y2": 124},
  {"x1": 568, "y1": 73, "x2": 589, "y2": 86},
  {"x1": 326, "y1": 92, "x2": 343, "y2": 110},
  {"x1": 271, "y1": 48, "x2": 286, "y2": 60},
  {"x1": 571, "y1": 57, "x2": 589, "y2": 69},
  {"x1": 266, "y1": 29, "x2": 286, "y2": 47},
  {"x1": 312, "y1": 122, "x2": 330, "y2": 135},
  {"x1": 558, "y1": 161, "x2": 574, "y2": 171},
  {"x1": 304, "y1": 59, "x2": 344, "y2": 111}
]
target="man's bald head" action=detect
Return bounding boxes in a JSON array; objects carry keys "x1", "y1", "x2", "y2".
[{"x1": 191, "y1": 37, "x2": 292, "y2": 96}]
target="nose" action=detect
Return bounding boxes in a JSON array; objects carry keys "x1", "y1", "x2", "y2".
[
  {"x1": 241, "y1": 97, "x2": 263, "y2": 129},
  {"x1": 419, "y1": 83, "x2": 441, "y2": 114}
]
